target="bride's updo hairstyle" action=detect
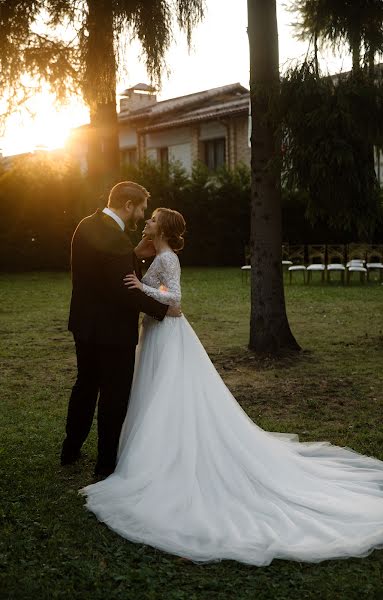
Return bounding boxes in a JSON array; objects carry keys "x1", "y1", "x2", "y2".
[{"x1": 153, "y1": 208, "x2": 186, "y2": 253}]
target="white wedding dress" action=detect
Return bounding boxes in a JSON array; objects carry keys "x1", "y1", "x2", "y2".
[{"x1": 81, "y1": 251, "x2": 383, "y2": 566}]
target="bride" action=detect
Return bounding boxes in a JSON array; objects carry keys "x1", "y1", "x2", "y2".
[{"x1": 81, "y1": 208, "x2": 383, "y2": 566}]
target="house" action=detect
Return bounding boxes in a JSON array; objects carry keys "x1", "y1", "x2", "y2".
[
  {"x1": 67, "y1": 83, "x2": 251, "y2": 175},
  {"x1": 56, "y1": 72, "x2": 383, "y2": 186}
]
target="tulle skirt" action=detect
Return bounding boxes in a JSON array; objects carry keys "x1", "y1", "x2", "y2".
[{"x1": 81, "y1": 315, "x2": 383, "y2": 566}]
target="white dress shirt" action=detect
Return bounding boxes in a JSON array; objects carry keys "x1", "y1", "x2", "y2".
[{"x1": 102, "y1": 207, "x2": 125, "y2": 231}]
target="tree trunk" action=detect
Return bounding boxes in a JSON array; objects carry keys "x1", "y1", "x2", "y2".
[
  {"x1": 350, "y1": 32, "x2": 361, "y2": 73},
  {"x1": 247, "y1": 0, "x2": 300, "y2": 353},
  {"x1": 314, "y1": 29, "x2": 319, "y2": 77},
  {"x1": 368, "y1": 46, "x2": 375, "y2": 80},
  {"x1": 376, "y1": 147, "x2": 382, "y2": 186},
  {"x1": 85, "y1": 0, "x2": 121, "y2": 202},
  {"x1": 366, "y1": 45, "x2": 377, "y2": 207}
]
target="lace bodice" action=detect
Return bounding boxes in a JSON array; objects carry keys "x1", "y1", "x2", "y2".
[{"x1": 142, "y1": 250, "x2": 181, "y2": 307}]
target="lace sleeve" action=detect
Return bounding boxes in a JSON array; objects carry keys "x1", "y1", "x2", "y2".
[{"x1": 142, "y1": 252, "x2": 181, "y2": 306}]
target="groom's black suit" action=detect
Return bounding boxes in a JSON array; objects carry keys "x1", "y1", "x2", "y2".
[{"x1": 62, "y1": 209, "x2": 168, "y2": 475}]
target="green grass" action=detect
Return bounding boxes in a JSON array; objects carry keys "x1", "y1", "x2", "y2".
[{"x1": 1, "y1": 269, "x2": 382, "y2": 600}]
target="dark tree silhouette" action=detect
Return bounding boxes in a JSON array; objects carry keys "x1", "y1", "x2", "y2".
[
  {"x1": 0, "y1": 0, "x2": 204, "y2": 193},
  {"x1": 247, "y1": 0, "x2": 300, "y2": 353}
]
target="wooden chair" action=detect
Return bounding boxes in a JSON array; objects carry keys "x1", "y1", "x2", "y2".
[
  {"x1": 326, "y1": 245, "x2": 346, "y2": 284},
  {"x1": 241, "y1": 264, "x2": 251, "y2": 283},
  {"x1": 241, "y1": 245, "x2": 251, "y2": 283},
  {"x1": 287, "y1": 245, "x2": 306, "y2": 284},
  {"x1": 282, "y1": 243, "x2": 293, "y2": 272},
  {"x1": 346, "y1": 244, "x2": 368, "y2": 284},
  {"x1": 306, "y1": 245, "x2": 326, "y2": 284},
  {"x1": 366, "y1": 245, "x2": 383, "y2": 283}
]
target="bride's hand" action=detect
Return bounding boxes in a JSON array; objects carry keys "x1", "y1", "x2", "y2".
[
  {"x1": 167, "y1": 305, "x2": 182, "y2": 317},
  {"x1": 134, "y1": 236, "x2": 156, "y2": 259},
  {"x1": 123, "y1": 272, "x2": 143, "y2": 291}
]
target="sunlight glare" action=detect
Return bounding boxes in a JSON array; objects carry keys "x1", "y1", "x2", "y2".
[
  {"x1": 0, "y1": 0, "x2": 350, "y2": 158},
  {"x1": 1, "y1": 92, "x2": 88, "y2": 157}
]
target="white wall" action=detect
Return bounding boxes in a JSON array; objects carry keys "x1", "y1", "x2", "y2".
[
  {"x1": 199, "y1": 121, "x2": 226, "y2": 141},
  {"x1": 119, "y1": 128, "x2": 137, "y2": 148},
  {"x1": 144, "y1": 127, "x2": 193, "y2": 174},
  {"x1": 145, "y1": 127, "x2": 191, "y2": 148},
  {"x1": 169, "y1": 143, "x2": 192, "y2": 174}
]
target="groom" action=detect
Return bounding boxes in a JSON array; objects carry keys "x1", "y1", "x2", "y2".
[{"x1": 61, "y1": 181, "x2": 175, "y2": 478}]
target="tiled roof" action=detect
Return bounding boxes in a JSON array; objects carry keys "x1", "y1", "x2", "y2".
[
  {"x1": 119, "y1": 82, "x2": 249, "y2": 125},
  {"x1": 137, "y1": 95, "x2": 249, "y2": 132}
]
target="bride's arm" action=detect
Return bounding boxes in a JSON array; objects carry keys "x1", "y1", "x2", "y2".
[{"x1": 125, "y1": 253, "x2": 181, "y2": 306}]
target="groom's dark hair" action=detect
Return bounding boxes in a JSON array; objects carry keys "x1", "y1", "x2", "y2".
[{"x1": 108, "y1": 181, "x2": 150, "y2": 209}]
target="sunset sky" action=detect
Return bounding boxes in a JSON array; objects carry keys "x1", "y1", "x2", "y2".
[{"x1": 0, "y1": 0, "x2": 350, "y2": 157}]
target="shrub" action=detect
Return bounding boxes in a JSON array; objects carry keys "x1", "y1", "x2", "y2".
[
  {"x1": 121, "y1": 160, "x2": 251, "y2": 266},
  {"x1": 0, "y1": 152, "x2": 92, "y2": 270}
]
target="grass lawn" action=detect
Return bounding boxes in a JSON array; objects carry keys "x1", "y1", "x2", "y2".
[{"x1": 0, "y1": 269, "x2": 382, "y2": 600}]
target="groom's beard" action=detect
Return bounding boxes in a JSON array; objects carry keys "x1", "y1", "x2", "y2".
[{"x1": 125, "y1": 216, "x2": 139, "y2": 232}]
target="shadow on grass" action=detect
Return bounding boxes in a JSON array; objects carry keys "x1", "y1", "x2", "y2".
[{"x1": 210, "y1": 345, "x2": 314, "y2": 372}]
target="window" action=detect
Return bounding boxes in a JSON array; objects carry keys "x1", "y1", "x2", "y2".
[
  {"x1": 121, "y1": 148, "x2": 137, "y2": 166},
  {"x1": 204, "y1": 138, "x2": 225, "y2": 171}
]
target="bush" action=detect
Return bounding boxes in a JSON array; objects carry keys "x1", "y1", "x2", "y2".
[
  {"x1": 0, "y1": 152, "x2": 92, "y2": 271},
  {"x1": 0, "y1": 156, "x2": 251, "y2": 270},
  {"x1": 281, "y1": 188, "x2": 383, "y2": 244},
  {"x1": 121, "y1": 160, "x2": 251, "y2": 266},
  {"x1": 2, "y1": 150, "x2": 379, "y2": 272}
]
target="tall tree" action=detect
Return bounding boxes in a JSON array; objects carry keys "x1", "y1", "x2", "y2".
[
  {"x1": 291, "y1": 0, "x2": 383, "y2": 233},
  {"x1": 280, "y1": 63, "x2": 383, "y2": 239},
  {"x1": 291, "y1": 0, "x2": 383, "y2": 74},
  {"x1": 247, "y1": 0, "x2": 300, "y2": 353},
  {"x1": 0, "y1": 0, "x2": 204, "y2": 194}
]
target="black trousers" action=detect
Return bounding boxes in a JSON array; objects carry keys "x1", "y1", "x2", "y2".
[{"x1": 62, "y1": 336, "x2": 136, "y2": 471}]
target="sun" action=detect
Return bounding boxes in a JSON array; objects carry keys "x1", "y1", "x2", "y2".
[
  {"x1": 22, "y1": 113, "x2": 72, "y2": 152},
  {"x1": 1, "y1": 92, "x2": 89, "y2": 157}
]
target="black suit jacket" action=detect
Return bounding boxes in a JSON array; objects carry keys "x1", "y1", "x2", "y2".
[{"x1": 68, "y1": 209, "x2": 168, "y2": 345}]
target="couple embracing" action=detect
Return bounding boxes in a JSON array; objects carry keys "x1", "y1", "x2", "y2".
[{"x1": 61, "y1": 181, "x2": 383, "y2": 566}]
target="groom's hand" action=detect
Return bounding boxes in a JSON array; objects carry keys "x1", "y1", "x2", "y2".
[
  {"x1": 167, "y1": 305, "x2": 182, "y2": 317},
  {"x1": 124, "y1": 272, "x2": 143, "y2": 291},
  {"x1": 134, "y1": 235, "x2": 156, "y2": 259}
]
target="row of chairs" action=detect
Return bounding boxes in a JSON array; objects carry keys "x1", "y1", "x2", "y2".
[
  {"x1": 241, "y1": 244, "x2": 383, "y2": 284},
  {"x1": 286, "y1": 244, "x2": 383, "y2": 284}
]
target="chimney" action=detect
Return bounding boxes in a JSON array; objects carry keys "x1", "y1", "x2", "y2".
[{"x1": 119, "y1": 83, "x2": 157, "y2": 115}]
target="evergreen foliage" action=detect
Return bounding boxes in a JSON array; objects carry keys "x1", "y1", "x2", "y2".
[
  {"x1": 0, "y1": 152, "x2": 91, "y2": 270},
  {"x1": 0, "y1": 0, "x2": 204, "y2": 123},
  {"x1": 122, "y1": 160, "x2": 251, "y2": 266},
  {"x1": 290, "y1": 0, "x2": 383, "y2": 72},
  {"x1": 0, "y1": 0, "x2": 205, "y2": 191},
  {"x1": 280, "y1": 63, "x2": 383, "y2": 238},
  {"x1": 0, "y1": 156, "x2": 250, "y2": 270}
]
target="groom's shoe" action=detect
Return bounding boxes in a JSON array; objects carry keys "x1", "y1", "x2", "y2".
[
  {"x1": 61, "y1": 450, "x2": 82, "y2": 466},
  {"x1": 60, "y1": 441, "x2": 82, "y2": 466},
  {"x1": 93, "y1": 465, "x2": 115, "y2": 480}
]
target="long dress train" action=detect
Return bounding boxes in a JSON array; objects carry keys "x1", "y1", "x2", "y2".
[{"x1": 81, "y1": 251, "x2": 383, "y2": 566}]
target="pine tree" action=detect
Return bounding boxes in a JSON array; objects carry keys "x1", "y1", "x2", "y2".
[{"x1": 0, "y1": 0, "x2": 204, "y2": 194}]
